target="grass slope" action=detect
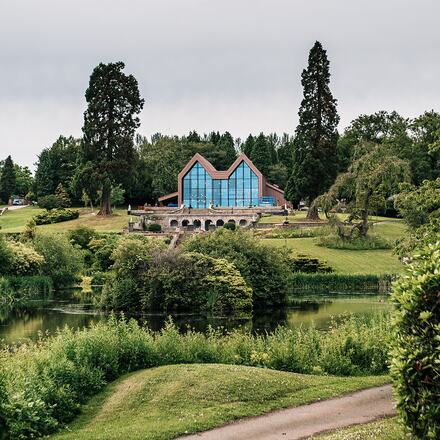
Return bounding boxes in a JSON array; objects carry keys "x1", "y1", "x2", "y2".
[
  {"x1": 0, "y1": 206, "x2": 129, "y2": 233},
  {"x1": 51, "y1": 364, "x2": 389, "y2": 440},
  {"x1": 312, "y1": 417, "x2": 404, "y2": 439}
]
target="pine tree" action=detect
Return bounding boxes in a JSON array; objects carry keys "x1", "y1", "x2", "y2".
[
  {"x1": 78, "y1": 62, "x2": 144, "y2": 216},
  {"x1": 250, "y1": 133, "x2": 273, "y2": 176},
  {"x1": 285, "y1": 41, "x2": 340, "y2": 219},
  {"x1": 55, "y1": 183, "x2": 71, "y2": 207},
  {"x1": 218, "y1": 131, "x2": 237, "y2": 167},
  {"x1": 243, "y1": 134, "x2": 254, "y2": 157},
  {"x1": 0, "y1": 156, "x2": 16, "y2": 204}
]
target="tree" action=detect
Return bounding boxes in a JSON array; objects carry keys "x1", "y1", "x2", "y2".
[
  {"x1": 34, "y1": 136, "x2": 80, "y2": 200},
  {"x1": 217, "y1": 131, "x2": 237, "y2": 167},
  {"x1": 78, "y1": 62, "x2": 144, "y2": 216},
  {"x1": 110, "y1": 184, "x2": 125, "y2": 208},
  {"x1": 315, "y1": 144, "x2": 411, "y2": 238},
  {"x1": 14, "y1": 165, "x2": 33, "y2": 197},
  {"x1": 0, "y1": 156, "x2": 16, "y2": 203},
  {"x1": 55, "y1": 183, "x2": 71, "y2": 207},
  {"x1": 250, "y1": 133, "x2": 272, "y2": 176},
  {"x1": 285, "y1": 41, "x2": 340, "y2": 219},
  {"x1": 242, "y1": 134, "x2": 254, "y2": 157}
]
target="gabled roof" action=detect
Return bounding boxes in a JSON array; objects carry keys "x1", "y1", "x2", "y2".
[{"x1": 178, "y1": 153, "x2": 263, "y2": 181}]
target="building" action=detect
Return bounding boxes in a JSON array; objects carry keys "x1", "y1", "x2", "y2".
[
  {"x1": 158, "y1": 153, "x2": 288, "y2": 208},
  {"x1": 129, "y1": 153, "x2": 288, "y2": 232}
]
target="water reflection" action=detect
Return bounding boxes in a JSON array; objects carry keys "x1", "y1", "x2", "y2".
[{"x1": 0, "y1": 288, "x2": 391, "y2": 344}]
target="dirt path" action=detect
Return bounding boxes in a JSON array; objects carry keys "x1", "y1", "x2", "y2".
[{"x1": 179, "y1": 385, "x2": 395, "y2": 440}]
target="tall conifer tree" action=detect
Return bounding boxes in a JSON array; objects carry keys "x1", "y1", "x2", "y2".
[
  {"x1": 250, "y1": 133, "x2": 272, "y2": 176},
  {"x1": 285, "y1": 41, "x2": 339, "y2": 219},
  {"x1": 243, "y1": 134, "x2": 255, "y2": 157},
  {"x1": 218, "y1": 131, "x2": 236, "y2": 167},
  {"x1": 0, "y1": 156, "x2": 16, "y2": 203}
]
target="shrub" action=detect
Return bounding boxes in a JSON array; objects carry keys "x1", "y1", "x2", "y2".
[
  {"x1": 147, "y1": 223, "x2": 162, "y2": 232},
  {"x1": 67, "y1": 226, "x2": 96, "y2": 249},
  {"x1": 37, "y1": 194, "x2": 62, "y2": 210},
  {"x1": 390, "y1": 242, "x2": 440, "y2": 439},
  {"x1": 7, "y1": 241, "x2": 44, "y2": 276},
  {"x1": 318, "y1": 234, "x2": 391, "y2": 250},
  {"x1": 34, "y1": 208, "x2": 79, "y2": 225},
  {"x1": 88, "y1": 235, "x2": 121, "y2": 272},
  {"x1": 0, "y1": 314, "x2": 390, "y2": 439},
  {"x1": 33, "y1": 234, "x2": 84, "y2": 287},
  {"x1": 0, "y1": 276, "x2": 53, "y2": 302},
  {"x1": 288, "y1": 254, "x2": 333, "y2": 273},
  {"x1": 0, "y1": 235, "x2": 13, "y2": 275},
  {"x1": 223, "y1": 222, "x2": 236, "y2": 231},
  {"x1": 184, "y1": 228, "x2": 289, "y2": 307}
]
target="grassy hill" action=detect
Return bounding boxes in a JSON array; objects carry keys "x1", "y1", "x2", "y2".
[
  {"x1": 0, "y1": 206, "x2": 130, "y2": 233},
  {"x1": 50, "y1": 364, "x2": 388, "y2": 440}
]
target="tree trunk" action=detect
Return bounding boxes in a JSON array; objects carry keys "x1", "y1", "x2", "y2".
[
  {"x1": 306, "y1": 205, "x2": 319, "y2": 220},
  {"x1": 98, "y1": 185, "x2": 112, "y2": 216}
]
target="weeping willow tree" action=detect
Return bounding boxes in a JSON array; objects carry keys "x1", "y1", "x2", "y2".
[{"x1": 315, "y1": 143, "x2": 411, "y2": 238}]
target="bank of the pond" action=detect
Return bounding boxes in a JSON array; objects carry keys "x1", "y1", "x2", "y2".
[
  {"x1": 0, "y1": 315, "x2": 390, "y2": 438},
  {"x1": 0, "y1": 275, "x2": 53, "y2": 302},
  {"x1": 49, "y1": 364, "x2": 390, "y2": 440}
]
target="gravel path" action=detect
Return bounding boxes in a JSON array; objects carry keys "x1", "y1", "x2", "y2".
[{"x1": 178, "y1": 385, "x2": 395, "y2": 440}]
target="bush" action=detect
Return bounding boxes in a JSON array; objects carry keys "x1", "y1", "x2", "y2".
[
  {"x1": 318, "y1": 234, "x2": 391, "y2": 250},
  {"x1": 223, "y1": 222, "x2": 236, "y2": 231},
  {"x1": 184, "y1": 229, "x2": 290, "y2": 307},
  {"x1": 142, "y1": 250, "x2": 252, "y2": 314},
  {"x1": 6, "y1": 241, "x2": 44, "y2": 276},
  {"x1": 290, "y1": 273, "x2": 393, "y2": 294},
  {"x1": 288, "y1": 254, "x2": 333, "y2": 273},
  {"x1": 88, "y1": 235, "x2": 121, "y2": 272},
  {"x1": 37, "y1": 194, "x2": 63, "y2": 210},
  {"x1": 67, "y1": 226, "x2": 96, "y2": 249},
  {"x1": 0, "y1": 276, "x2": 53, "y2": 302},
  {"x1": 0, "y1": 235, "x2": 13, "y2": 275},
  {"x1": 0, "y1": 314, "x2": 390, "y2": 438},
  {"x1": 33, "y1": 234, "x2": 84, "y2": 287},
  {"x1": 147, "y1": 223, "x2": 162, "y2": 232},
  {"x1": 33, "y1": 208, "x2": 79, "y2": 225},
  {"x1": 390, "y1": 242, "x2": 440, "y2": 439}
]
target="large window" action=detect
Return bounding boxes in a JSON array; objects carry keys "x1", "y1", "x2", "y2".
[{"x1": 182, "y1": 160, "x2": 259, "y2": 208}]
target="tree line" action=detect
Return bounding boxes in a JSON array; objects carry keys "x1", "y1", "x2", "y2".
[{"x1": 1, "y1": 42, "x2": 439, "y2": 218}]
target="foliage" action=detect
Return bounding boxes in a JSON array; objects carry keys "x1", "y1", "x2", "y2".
[
  {"x1": 34, "y1": 136, "x2": 81, "y2": 200},
  {"x1": 290, "y1": 273, "x2": 393, "y2": 294},
  {"x1": 184, "y1": 228, "x2": 290, "y2": 307},
  {"x1": 318, "y1": 234, "x2": 392, "y2": 250},
  {"x1": 250, "y1": 132, "x2": 273, "y2": 176},
  {"x1": 390, "y1": 243, "x2": 440, "y2": 439},
  {"x1": 37, "y1": 195, "x2": 63, "y2": 210},
  {"x1": 54, "y1": 183, "x2": 71, "y2": 207},
  {"x1": 110, "y1": 184, "x2": 125, "y2": 207},
  {"x1": 0, "y1": 156, "x2": 16, "y2": 204},
  {"x1": 315, "y1": 144, "x2": 411, "y2": 238},
  {"x1": 67, "y1": 226, "x2": 96, "y2": 249},
  {"x1": 0, "y1": 276, "x2": 53, "y2": 302},
  {"x1": 20, "y1": 218, "x2": 37, "y2": 242},
  {"x1": 77, "y1": 62, "x2": 144, "y2": 215},
  {"x1": 223, "y1": 221, "x2": 236, "y2": 231},
  {"x1": 12, "y1": 164, "x2": 33, "y2": 198},
  {"x1": 0, "y1": 314, "x2": 390, "y2": 438},
  {"x1": 0, "y1": 235, "x2": 13, "y2": 275},
  {"x1": 140, "y1": 250, "x2": 252, "y2": 314},
  {"x1": 88, "y1": 235, "x2": 121, "y2": 272},
  {"x1": 288, "y1": 254, "x2": 333, "y2": 273},
  {"x1": 147, "y1": 223, "x2": 162, "y2": 232},
  {"x1": 285, "y1": 41, "x2": 339, "y2": 219},
  {"x1": 6, "y1": 241, "x2": 44, "y2": 276},
  {"x1": 33, "y1": 233, "x2": 84, "y2": 287},
  {"x1": 33, "y1": 208, "x2": 79, "y2": 225},
  {"x1": 259, "y1": 226, "x2": 327, "y2": 239}
]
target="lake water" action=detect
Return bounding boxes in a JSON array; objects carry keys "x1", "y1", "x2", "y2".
[{"x1": 0, "y1": 289, "x2": 392, "y2": 345}]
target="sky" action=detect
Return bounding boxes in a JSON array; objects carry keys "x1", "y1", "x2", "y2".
[{"x1": 0, "y1": 0, "x2": 439, "y2": 170}]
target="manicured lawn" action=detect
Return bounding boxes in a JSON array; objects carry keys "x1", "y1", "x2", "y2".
[
  {"x1": 0, "y1": 206, "x2": 130, "y2": 233},
  {"x1": 264, "y1": 238, "x2": 403, "y2": 274},
  {"x1": 312, "y1": 417, "x2": 404, "y2": 439},
  {"x1": 51, "y1": 364, "x2": 389, "y2": 440}
]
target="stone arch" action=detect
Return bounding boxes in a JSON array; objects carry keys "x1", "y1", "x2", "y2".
[
  {"x1": 216, "y1": 219, "x2": 224, "y2": 227},
  {"x1": 170, "y1": 219, "x2": 178, "y2": 228},
  {"x1": 193, "y1": 219, "x2": 202, "y2": 229},
  {"x1": 239, "y1": 219, "x2": 247, "y2": 227},
  {"x1": 227, "y1": 219, "x2": 236, "y2": 225},
  {"x1": 205, "y1": 219, "x2": 213, "y2": 230},
  {"x1": 181, "y1": 219, "x2": 189, "y2": 227}
]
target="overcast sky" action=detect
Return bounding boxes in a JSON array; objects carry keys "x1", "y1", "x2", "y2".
[{"x1": 1, "y1": 0, "x2": 439, "y2": 170}]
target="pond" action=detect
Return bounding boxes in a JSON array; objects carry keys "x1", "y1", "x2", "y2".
[{"x1": 0, "y1": 288, "x2": 392, "y2": 345}]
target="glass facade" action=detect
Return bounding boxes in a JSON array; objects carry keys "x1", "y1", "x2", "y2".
[{"x1": 182, "y1": 160, "x2": 260, "y2": 208}]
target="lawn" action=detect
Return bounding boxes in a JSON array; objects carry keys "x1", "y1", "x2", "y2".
[
  {"x1": 313, "y1": 417, "x2": 404, "y2": 439},
  {"x1": 0, "y1": 206, "x2": 130, "y2": 233},
  {"x1": 50, "y1": 364, "x2": 389, "y2": 440}
]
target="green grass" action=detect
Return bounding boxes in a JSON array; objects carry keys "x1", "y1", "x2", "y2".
[
  {"x1": 312, "y1": 417, "x2": 405, "y2": 439},
  {"x1": 50, "y1": 364, "x2": 389, "y2": 440},
  {"x1": 0, "y1": 206, "x2": 130, "y2": 233},
  {"x1": 259, "y1": 212, "x2": 399, "y2": 224},
  {"x1": 264, "y1": 237, "x2": 403, "y2": 274}
]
